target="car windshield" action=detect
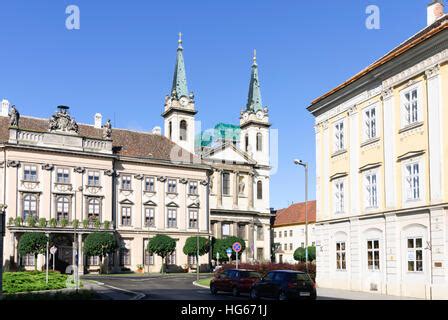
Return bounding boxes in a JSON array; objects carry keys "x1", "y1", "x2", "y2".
[
  {"x1": 240, "y1": 271, "x2": 261, "y2": 278},
  {"x1": 292, "y1": 273, "x2": 312, "y2": 282}
]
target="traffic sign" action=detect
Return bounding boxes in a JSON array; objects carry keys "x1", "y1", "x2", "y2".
[
  {"x1": 50, "y1": 246, "x2": 57, "y2": 255},
  {"x1": 226, "y1": 248, "x2": 232, "y2": 259},
  {"x1": 232, "y1": 242, "x2": 242, "y2": 253}
]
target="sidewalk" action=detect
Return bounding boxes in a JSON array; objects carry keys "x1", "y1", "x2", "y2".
[{"x1": 317, "y1": 287, "x2": 422, "y2": 300}]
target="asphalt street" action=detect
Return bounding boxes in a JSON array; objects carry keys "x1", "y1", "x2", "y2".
[{"x1": 82, "y1": 274, "x2": 341, "y2": 300}]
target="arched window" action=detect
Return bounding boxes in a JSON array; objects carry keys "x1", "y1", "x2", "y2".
[
  {"x1": 179, "y1": 120, "x2": 187, "y2": 141},
  {"x1": 168, "y1": 121, "x2": 172, "y2": 139},
  {"x1": 88, "y1": 198, "x2": 101, "y2": 221},
  {"x1": 23, "y1": 194, "x2": 37, "y2": 220},
  {"x1": 256, "y1": 133, "x2": 262, "y2": 151},
  {"x1": 245, "y1": 134, "x2": 249, "y2": 152},
  {"x1": 257, "y1": 180, "x2": 263, "y2": 199},
  {"x1": 56, "y1": 196, "x2": 70, "y2": 221}
]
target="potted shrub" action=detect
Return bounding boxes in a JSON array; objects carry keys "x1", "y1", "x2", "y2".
[
  {"x1": 60, "y1": 218, "x2": 69, "y2": 228},
  {"x1": 94, "y1": 219, "x2": 101, "y2": 229},
  {"x1": 136, "y1": 264, "x2": 144, "y2": 274},
  {"x1": 49, "y1": 218, "x2": 57, "y2": 228},
  {"x1": 8, "y1": 217, "x2": 14, "y2": 226},
  {"x1": 26, "y1": 215, "x2": 36, "y2": 227},
  {"x1": 103, "y1": 221, "x2": 110, "y2": 230},
  {"x1": 72, "y1": 219, "x2": 79, "y2": 229},
  {"x1": 82, "y1": 219, "x2": 89, "y2": 229},
  {"x1": 14, "y1": 217, "x2": 23, "y2": 227},
  {"x1": 38, "y1": 218, "x2": 47, "y2": 228}
]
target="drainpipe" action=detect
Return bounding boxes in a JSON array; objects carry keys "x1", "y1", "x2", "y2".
[
  {"x1": 383, "y1": 214, "x2": 388, "y2": 295},
  {"x1": 428, "y1": 211, "x2": 433, "y2": 300}
]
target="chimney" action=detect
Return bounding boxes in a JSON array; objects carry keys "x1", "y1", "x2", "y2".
[
  {"x1": 152, "y1": 126, "x2": 161, "y2": 135},
  {"x1": 1, "y1": 99, "x2": 10, "y2": 117},
  {"x1": 427, "y1": 0, "x2": 445, "y2": 26},
  {"x1": 94, "y1": 113, "x2": 102, "y2": 128}
]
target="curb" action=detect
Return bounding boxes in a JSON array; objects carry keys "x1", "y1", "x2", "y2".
[
  {"x1": 87, "y1": 280, "x2": 145, "y2": 300},
  {"x1": 193, "y1": 281, "x2": 210, "y2": 289}
]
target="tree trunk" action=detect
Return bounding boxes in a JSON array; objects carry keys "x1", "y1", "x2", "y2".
[
  {"x1": 34, "y1": 254, "x2": 38, "y2": 271},
  {"x1": 99, "y1": 256, "x2": 103, "y2": 274}
]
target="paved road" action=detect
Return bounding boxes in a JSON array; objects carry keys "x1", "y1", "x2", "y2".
[
  {"x1": 83, "y1": 274, "x2": 247, "y2": 300},
  {"x1": 82, "y1": 274, "x2": 343, "y2": 300}
]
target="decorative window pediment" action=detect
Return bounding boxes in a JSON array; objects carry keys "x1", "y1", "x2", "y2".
[
  {"x1": 143, "y1": 200, "x2": 157, "y2": 206},
  {"x1": 397, "y1": 150, "x2": 425, "y2": 162},
  {"x1": 119, "y1": 199, "x2": 134, "y2": 205},
  {"x1": 166, "y1": 202, "x2": 179, "y2": 208},
  {"x1": 359, "y1": 162, "x2": 382, "y2": 173},
  {"x1": 330, "y1": 172, "x2": 348, "y2": 181},
  {"x1": 187, "y1": 202, "x2": 200, "y2": 209}
]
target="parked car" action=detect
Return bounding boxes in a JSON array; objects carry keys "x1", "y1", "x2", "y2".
[
  {"x1": 210, "y1": 269, "x2": 262, "y2": 297},
  {"x1": 249, "y1": 270, "x2": 316, "y2": 301}
]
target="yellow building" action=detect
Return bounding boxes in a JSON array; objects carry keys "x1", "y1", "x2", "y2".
[{"x1": 308, "y1": 4, "x2": 448, "y2": 299}]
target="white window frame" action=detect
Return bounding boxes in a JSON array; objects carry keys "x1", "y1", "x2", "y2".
[
  {"x1": 407, "y1": 237, "x2": 424, "y2": 273},
  {"x1": 221, "y1": 223, "x2": 230, "y2": 237},
  {"x1": 144, "y1": 207, "x2": 155, "y2": 228},
  {"x1": 336, "y1": 241, "x2": 347, "y2": 271},
  {"x1": 167, "y1": 179, "x2": 177, "y2": 194},
  {"x1": 367, "y1": 239, "x2": 380, "y2": 271},
  {"x1": 167, "y1": 209, "x2": 177, "y2": 228},
  {"x1": 144, "y1": 176, "x2": 156, "y2": 193},
  {"x1": 400, "y1": 83, "x2": 422, "y2": 128},
  {"x1": 56, "y1": 168, "x2": 70, "y2": 184},
  {"x1": 188, "y1": 181, "x2": 198, "y2": 195},
  {"x1": 121, "y1": 206, "x2": 132, "y2": 226},
  {"x1": 334, "y1": 120, "x2": 345, "y2": 153},
  {"x1": 87, "y1": 170, "x2": 100, "y2": 187},
  {"x1": 334, "y1": 178, "x2": 345, "y2": 214},
  {"x1": 121, "y1": 175, "x2": 132, "y2": 190},
  {"x1": 363, "y1": 104, "x2": 377, "y2": 141},
  {"x1": 23, "y1": 164, "x2": 38, "y2": 182},
  {"x1": 188, "y1": 210, "x2": 198, "y2": 229},
  {"x1": 365, "y1": 170, "x2": 379, "y2": 209},
  {"x1": 403, "y1": 159, "x2": 423, "y2": 204}
]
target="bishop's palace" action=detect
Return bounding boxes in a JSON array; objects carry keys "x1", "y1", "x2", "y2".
[{"x1": 0, "y1": 35, "x2": 272, "y2": 274}]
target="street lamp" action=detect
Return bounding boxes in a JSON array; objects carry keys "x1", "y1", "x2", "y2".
[
  {"x1": 293, "y1": 159, "x2": 309, "y2": 271},
  {"x1": 0, "y1": 204, "x2": 7, "y2": 296}
]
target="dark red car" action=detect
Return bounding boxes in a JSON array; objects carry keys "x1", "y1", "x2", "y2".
[{"x1": 210, "y1": 269, "x2": 262, "y2": 297}]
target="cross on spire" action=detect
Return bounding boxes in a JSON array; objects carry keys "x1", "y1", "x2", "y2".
[{"x1": 178, "y1": 32, "x2": 183, "y2": 49}]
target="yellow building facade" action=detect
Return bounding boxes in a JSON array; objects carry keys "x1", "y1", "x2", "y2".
[{"x1": 308, "y1": 12, "x2": 448, "y2": 298}]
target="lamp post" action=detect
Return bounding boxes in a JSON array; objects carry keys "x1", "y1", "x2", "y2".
[
  {"x1": 0, "y1": 204, "x2": 7, "y2": 296},
  {"x1": 293, "y1": 159, "x2": 308, "y2": 271},
  {"x1": 196, "y1": 223, "x2": 200, "y2": 282}
]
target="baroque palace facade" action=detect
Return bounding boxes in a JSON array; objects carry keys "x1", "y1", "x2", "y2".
[
  {"x1": 308, "y1": 3, "x2": 448, "y2": 299},
  {"x1": 0, "y1": 35, "x2": 272, "y2": 273}
]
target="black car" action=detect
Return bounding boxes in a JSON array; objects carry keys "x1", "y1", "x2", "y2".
[{"x1": 249, "y1": 270, "x2": 316, "y2": 301}]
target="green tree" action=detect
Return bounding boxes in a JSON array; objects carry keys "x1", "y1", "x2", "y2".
[
  {"x1": 147, "y1": 235, "x2": 176, "y2": 274},
  {"x1": 293, "y1": 246, "x2": 316, "y2": 262},
  {"x1": 211, "y1": 236, "x2": 246, "y2": 262},
  {"x1": 183, "y1": 236, "x2": 209, "y2": 267},
  {"x1": 84, "y1": 232, "x2": 117, "y2": 273},
  {"x1": 18, "y1": 232, "x2": 48, "y2": 271}
]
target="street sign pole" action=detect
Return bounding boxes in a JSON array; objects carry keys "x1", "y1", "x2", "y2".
[
  {"x1": 236, "y1": 252, "x2": 239, "y2": 270},
  {"x1": 45, "y1": 234, "x2": 49, "y2": 285}
]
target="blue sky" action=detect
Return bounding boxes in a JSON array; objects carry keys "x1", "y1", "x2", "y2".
[{"x1": 0, "y1": 0, "x2": 434, "y2": 209}]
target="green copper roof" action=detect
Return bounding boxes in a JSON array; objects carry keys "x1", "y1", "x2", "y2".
[
  {"x1": 246, "y1": 50, "x2": 262, "y2": 112},
  {"x1": 215, "y1": 123, "x2": 240, "y2": 141},
  {"x1": 171, "y1": 33, "x2": 189, "y2": 99}
]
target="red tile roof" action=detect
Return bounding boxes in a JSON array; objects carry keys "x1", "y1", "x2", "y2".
[
  {"x1": 273, "y1": 200, "x2": 316, "y2": 227},
  {"x1": 0, "y1": 115, "x2": 200, "y2": 163}
]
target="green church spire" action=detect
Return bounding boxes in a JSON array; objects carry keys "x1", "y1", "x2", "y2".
[
  {"x1": 171, "y1": 32, "x2": 189, "y2": 99},
  {"x1": 246, "y1": 49, "x2": 262, "y2": 112}
]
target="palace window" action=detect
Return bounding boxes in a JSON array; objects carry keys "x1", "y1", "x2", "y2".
[
  {"x1": 188, "y1": 255, "x2": 198, "y2": 265},
  {"x1": 167, "y1": 179, "x2": 177, "y2": 193},
  {"x1": 405, "y1": 162, "x2": 421, "y2": 201},
  {"x1": 257, "y1": 180, "x2": 263, "y2": 199},
  {"x1": 257, "y1": 226, "x2": 264, "y2": 241},
  {"x1": 402, "y1": 87, "x2": 420, "y2": 127},
  {"x1": 87, "y1": 198, "x2": 101, "y2": 222},
  {"x1": 23, "y1": 165, "x2": 37, "y2": 182},
  {"x1": 336, "y1": 241, "x2": 346, "y2": 270},
  {"x1": 167, "y1": 251, "x2": 176, "y2": 265},
  {"x1": 120, "y1": 248, "x2": 131, "y2": 266},
  {"x1": 256, "y1": 133, "x2": 262, "y2": 151},
  {"x1": 222, "y1": 223, "x2": 230, "y2": 237},
  {"x1": 189, "y1": 181, "x2": 198, "y2": 195},
  {"x1": 284, "y1": 230, "x2": 287, "y2": 237},
  {"x1": 284, "y1": 244, "x2": 287, "y2": 251},
  {"x1": 87, "y1": 171, "x2": 100, "y2": 186},
  {"x1": 56, "y1": 196, "x2": 70, "y2": 221},
  {"x1": 238, "y1": 224, "x2": 246, "y2": 239},
  {"x1": 121, "y1": 175, "x2": 132, "y2": 190},
  {"x1": 289, "y1": 243, "x2": 293, "y2": 251},
  {"x1": 367, "y1": 240, "x2": 380, "y2": 270},
  {"x1": 144, "y1": 177, "x2": 155, "y2": 192},
  {"x1": 334, "y1": 121, "x2": 344, "y2": 152},
  {"x1": 245, "y1": 134, "x2": 249, "y2": 152},
  {"x1": 56, "y1": 168, "x2": 70, "y2": 184},
  {"x1": 289, "y1": 230, "x2": 293, "y2": 237},
  {"x1": 407, "y1": 237, "x2": 423, "y2": 272},
  {"x1": 169, "y1": 121, "x2": 172, "y2": 139},
  {"x1": 334, "y1": 179, "x2": 345, "y2": 214},
  {"x1": 364, "y1": 106, "x2": 377, "y2": 140},
  {"x1": 365, "y1": 172, "x2": 378, "y2": 208},
  {"x1": 143, "y1": 239, "x2": 154, "y2": 265},
  {"x1": 23, "y1": 194, "x2": 37, "y2": 220},
  {"x1": 222, "y1": 172, "x2": 230, "y2": 196},
  {"x1": 144, "y1": 207, "x2": 155, "y2": 228},
  {"x1": 88, "y1": 256, "x2": 99, "y2": 266},
  {"x1": 179, "y1": 120, "x2": 187, "y2": 141},
  {"x1": 21, "y1": 253, "x2": 35, "y2": 267},
  {"x1": 121, "y1": 207, "x2": 132, "y2": 226},
  {"x1": 167, "y1": 209, "x2": 177, "y2": 228},
  {"x1": 188, "y1": 210, "x2": 198, "y2": 229},
  {"x1": 273, "y1": 231, "x2": 277, "y2": 239}
]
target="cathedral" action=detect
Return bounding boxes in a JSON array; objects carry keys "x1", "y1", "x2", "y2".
[{"x1": 0, "y1": 33, "x2": 272, "y2": 273}]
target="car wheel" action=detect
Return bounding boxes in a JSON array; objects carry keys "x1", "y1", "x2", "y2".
[
  {"x1": 250, "y1": 288, "x2": 259, "y2": 300},
  {"x1": 210, "y1": 284, "x2": 218, "y2": 295},
  {"x1": 278, "y1": 291, "x2": 288, "y2": 301},
  {"x1": 232, "y1": 287, "x2": 240, "y2": 297}
]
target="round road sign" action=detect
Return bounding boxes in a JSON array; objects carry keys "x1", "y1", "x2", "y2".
[{"x1": 232, "y1": 242, "x2": 242, "y2": 253}]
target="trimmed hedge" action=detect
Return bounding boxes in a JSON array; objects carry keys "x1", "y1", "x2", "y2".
[{"x1": 2, "y1": 271, "x2": 68, "y2": 294}]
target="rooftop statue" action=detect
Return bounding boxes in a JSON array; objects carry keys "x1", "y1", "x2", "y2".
[
  {"x1": 9, "y1": 105, "x2": 20, "y2": 127},
  {"x1": 48, "y1": 106, "x2": 79, "y2": 134}
]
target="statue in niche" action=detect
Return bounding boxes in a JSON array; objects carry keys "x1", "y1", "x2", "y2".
[
  {"x1": 9, "y1": 105, "x2": 20, "y2": 127},
  {"x1": 103, "y1": 119, "x2": 112, "y2": 139},
  {"x1": 238, "y1": 176, "x2": 245, "y2": 195},
  {"x1": 209, "y1": 175, "x2": 214, "y2": 191}
]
